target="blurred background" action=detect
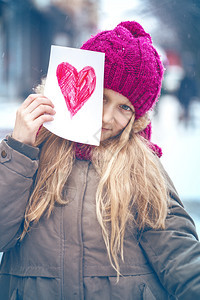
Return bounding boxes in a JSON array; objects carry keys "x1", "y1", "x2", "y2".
[{"x1": 0, "y1": 0, "x2": 200, "y2": 239}]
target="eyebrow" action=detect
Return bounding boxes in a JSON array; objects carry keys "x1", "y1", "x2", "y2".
[{"x1": 103, "y1": 93, "x2": 135, "y2": 111}]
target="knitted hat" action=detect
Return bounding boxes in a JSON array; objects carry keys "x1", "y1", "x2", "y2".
[
  {"x1": 81, "y1": 21, "x2": 164, "y2": 120},
  {"x1": 79, "y1": 21, "x2": 163, "y2": 158}
]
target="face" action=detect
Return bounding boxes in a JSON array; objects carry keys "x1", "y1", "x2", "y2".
[{"x1": 100, "y1": 89, "x2": 135, "y2": 142}]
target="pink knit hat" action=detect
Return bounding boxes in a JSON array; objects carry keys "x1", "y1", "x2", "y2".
[
  {"x1": 80, "y1": 21, "x2": 163, "y2": 157},
  {"x1": 81, "y1": 21, "x2": 164, "y2": 120}
]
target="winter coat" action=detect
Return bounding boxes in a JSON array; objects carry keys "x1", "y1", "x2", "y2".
[{"x1": 0, "y1": 136, "x2": 200, "y2": 300}]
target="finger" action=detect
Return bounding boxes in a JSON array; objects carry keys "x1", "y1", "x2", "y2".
[
  {"x1": 25, "y1": 95, "x2": 54, "y2": 114},
  {"x1": 33, "y1": 114, "x2": 55, "y2": 131},
  {"x1": 22, "y1": 94, "x2": 43, "y2": 109},
  {"x1": 30, "y1": 104, "x2": 56, "y2": 121},
  {"x1": 22, "y1": 94, "x2": 54, "y2": 111}
]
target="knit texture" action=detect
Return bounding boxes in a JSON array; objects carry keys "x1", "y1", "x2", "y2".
[
  {"x1": 75, "y1": 143, "x2": 93, "y2": 161},
  {"x1": 76, "y1": 21, "x2": 164, "y2": 159},
  {"x1": 81, "y1": 21, "x2": 164, "y2": 120},
  {"x1": 140, "y1": 123, "x2": 162, "y2": 157}
]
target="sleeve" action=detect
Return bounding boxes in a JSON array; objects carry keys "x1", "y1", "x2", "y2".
[
  {"x1": 0, "y1": 137, "x2": 39, "y2": 252},
  {"x1": 7, "y1": 135, "x2": 39, "y2": 160},
  {"x1": 140, "y1": 177, "x2": 200, "y2": 299}
]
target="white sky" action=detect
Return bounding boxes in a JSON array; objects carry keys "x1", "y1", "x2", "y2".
[{"x1": 98, "y1": 0, "x2": 159, "y2": 33}]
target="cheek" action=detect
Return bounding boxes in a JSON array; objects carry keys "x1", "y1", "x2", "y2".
[{"x1": 116, "y1": 114, "x2": 131, "y2": 130}]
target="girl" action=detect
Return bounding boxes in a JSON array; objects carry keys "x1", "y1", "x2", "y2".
[{"x1": 0, "y1": 21, "x2": 200, "y2": 300}]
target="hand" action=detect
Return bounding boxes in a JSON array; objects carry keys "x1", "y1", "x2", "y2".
[{"x1": 12, "y1": 94, "x2": 56, "y2": 146}]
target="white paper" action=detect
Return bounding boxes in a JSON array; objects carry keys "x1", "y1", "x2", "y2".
[{"x1": 44, "y1": 45, "x2": 105, "y2": 146}]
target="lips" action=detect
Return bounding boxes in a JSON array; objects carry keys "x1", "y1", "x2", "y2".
[
  {"x1": 102, "y1": 123, "x2": 111, "y2": 131},
  {"x1": 102, "y1": 127, "x2": 111, "y2": 131}
]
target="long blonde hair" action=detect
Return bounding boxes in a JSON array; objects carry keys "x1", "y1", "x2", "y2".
[
  {"x1": 91, "y1": 115, "x2": 168, "y2": 276},
  {"x1": 21, "y1": 105, "x2": 168, "y2": 278}
]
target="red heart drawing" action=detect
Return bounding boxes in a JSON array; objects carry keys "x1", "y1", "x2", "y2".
[{"x1": 56, "y1": 62, "x2": 96, "y2": 117}]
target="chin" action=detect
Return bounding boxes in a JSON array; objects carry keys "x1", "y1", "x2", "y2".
[{"x1": 100, "y1": 133, "x2": 110, "y2": 142}]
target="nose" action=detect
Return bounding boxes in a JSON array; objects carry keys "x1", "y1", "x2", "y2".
[{"x1": 102, "y1": 103, "x2": 114, "y2": 124}]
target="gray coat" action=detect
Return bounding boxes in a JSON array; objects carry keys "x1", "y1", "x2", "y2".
[{"x1": 0, "y1": 136, "x2": 200, "y2": 300}]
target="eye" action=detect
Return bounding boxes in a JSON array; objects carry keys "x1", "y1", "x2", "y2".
[
  {"x1": 103, "y1": 96, "x2": 108, "y2": 103},
  {"x1": 120, "y1": 104, "x2": 132, "y2": 111}
]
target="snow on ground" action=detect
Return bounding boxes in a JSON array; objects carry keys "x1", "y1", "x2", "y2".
[
  {"x1": 152, "y1": 95, "x2": 200, "y2": 202},
  {"x1": 152, "y1": 95, "x2": 200, "y2": 236}
]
